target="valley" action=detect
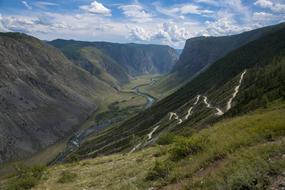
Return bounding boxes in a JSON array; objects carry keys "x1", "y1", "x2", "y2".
[{"x1": 0, "y1": 22, "x2": 284, "y2": 190}]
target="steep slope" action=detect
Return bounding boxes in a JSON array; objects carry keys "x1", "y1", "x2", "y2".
[
  {"x1": 0, "y1": 33, "x2": 117, "y2": 164},
  {"x1": 154, "y1": 22, "x2": 285, "y2": 94},
  {"x1": 48, "y1": 40, "x2": 130, "y2": 87},
  {"x1": 69, "y1": 24, "x2": 285, "y2": 161},
  {"x1": 49, "y1": 40, "x2": 179, "y2": 86}
]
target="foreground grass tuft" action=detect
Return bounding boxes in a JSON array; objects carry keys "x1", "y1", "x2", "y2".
[
  {"x1": 57, "y1": 171, "x2": 77, "y2": 183},
  {"x1": 146, "y1": 160, "x2": 173, "y2": 181}
]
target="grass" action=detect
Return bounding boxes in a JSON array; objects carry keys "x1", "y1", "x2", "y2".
[
  {"x1": 32, "y1": 147, "x2": 167, "y2": 190},
  {"x1": 57, "y1": 171, "x2": 77, "y2": 184},
  {"x1": 186, "y1": 141, "x2": 285, "y2": 190},
  {"x1": 151, "y1": 102, "x2": 285, "y2": 189}
]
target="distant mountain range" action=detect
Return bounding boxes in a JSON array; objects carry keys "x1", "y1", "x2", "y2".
[{"x1": 49, "y1": 40, "x2": 178, "y2": 88}]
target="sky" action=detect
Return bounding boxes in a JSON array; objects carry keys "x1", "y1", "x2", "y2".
[{"x1": 0, "y1": 0, "x2": 284, "y2": 48}]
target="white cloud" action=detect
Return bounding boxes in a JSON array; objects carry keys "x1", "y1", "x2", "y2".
[
  {"x1": 128, "y1": 21, "x2": 195, "y2": 47},
  {"x1": 255, "y1": 0, "x2": 285, "y2": 13},
  {"x1": 119, "y1": 4, "x2": 152, "y2": 22},
  {"x1": 255, "y1": 0, "x2": 274, "y2": 7},
  {"x1": 202, "y1": 11, "x2": 252, "y2": 36},
  {"x1": 194, "y1": 0, "x2": 220, "y2": 6},
  {"x1": 34, "y1": 1, "x2": 58, "y2": 9},
  {"x1": 0, "y1": 14, "x2": 9, "y2": 32},
  {"x1": 80, "y1": 1, "x2": 111, "y2": 16},
  {"x1": 22, "y1": 1, "x2": 32, "y2": 10},
  {"x1": 155, "y1": 3, "x2": 214, "y2": 18},
  {"x1": 129, "y1": 26, "x2": 151, "y2": 41}
]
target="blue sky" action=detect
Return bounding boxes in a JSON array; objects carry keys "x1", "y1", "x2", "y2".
[{"x1": 0, "y1": 0, "x2": 284, "y2": 48}]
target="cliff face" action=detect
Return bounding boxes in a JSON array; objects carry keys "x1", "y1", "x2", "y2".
[
  {"x1": 0, "y1": 33, "x2": 115, "y2": 164},
  {"x1": 159, "y1": 23, "x2": 285, "y2": 92}
]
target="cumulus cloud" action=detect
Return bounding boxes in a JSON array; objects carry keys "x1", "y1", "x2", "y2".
[
  {"x1": 154, "y1": 22, "x2": 192, "y2": 43},
  {"x1": 80, "y1": 1, "x2": 111, "y2": 16},
  {"x1": 119, "y1": 4, "x2": 152, "y2": 22},
  {"x1": 129, "y1": 26, "x2": 151, "y2": 41},
  {"x1": 22, "y1": 1, "x2": 32, "y2": 10},
  {"x1": 128, "y1": 22, "x2": 193, "y2": 47},
  {"x1": 254, "y1": 0, "x2": 285, "y2": 13},
  {"x1": 202, "y1": 11, "x2": 252, "y2": 36}
]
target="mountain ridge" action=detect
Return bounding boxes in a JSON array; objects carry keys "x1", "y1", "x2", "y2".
[{"x1": 49, "y1": 39, "x2": 179, "y2": 88}]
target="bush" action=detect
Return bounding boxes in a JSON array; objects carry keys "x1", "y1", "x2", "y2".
[
  {"x1": 7, "y1": 165, "x2": 47, "y2": 190},
  {"x1": 145, "y1": 161, "x2": 173, "y2": 181},
  {"x1": 156, "y1": 133, "x2": 176, "y2": 145},
  {"x1": 170, "y1": 136, "x2": 204, "y2": 161},
  {"x1": 57, "y1": 171, "x2": 77, "y2": 183}
]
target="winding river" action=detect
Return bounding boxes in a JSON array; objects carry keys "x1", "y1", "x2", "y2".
[{"x1": 50, "y1": 79, "x2": 156, "y2": 164}]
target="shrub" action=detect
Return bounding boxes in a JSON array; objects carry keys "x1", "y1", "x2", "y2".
[
  {"x1": 7, "y1": 176, "x2": 38, "y2": 190},
  {"x1": 57, "y1": 171, "x2": 77, "y2": 183},
  {"x1": 170, "y1": 136, "x2": 204, "y2": 161},
  {"x1": 156, "y1": 133, "x2": 176, "y2": 145},
  {"x1": 7, "y1": 165, "x2": 47, "y2": 190},
  {"x1": 145, "y1": 161, "x2": 173, "y2": 181}
]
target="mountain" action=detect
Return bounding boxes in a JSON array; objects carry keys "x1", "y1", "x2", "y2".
[
  {"x1": 154, "y1": 23, "x2": 285, "y2": 95},
  {"x1": 6, "y1": 24, "x2": 284, "y2": 190},
  {"x1": 0, "y1": 33, "x2": 119, "y2": 164},
  {"x1": 69, "y1": 23, "x2": 285, "y2": 161},
  {"x1": 49, "y1": 40, "x2": 179, "y2": 87}
]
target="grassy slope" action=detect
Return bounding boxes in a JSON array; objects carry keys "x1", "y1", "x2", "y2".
[{"x1": 18, "y1": 102, "x2": 285, "y2": 190}]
